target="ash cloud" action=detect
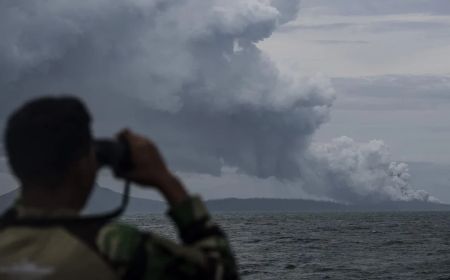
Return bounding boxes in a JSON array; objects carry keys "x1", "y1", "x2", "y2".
[
  {"x1": 308, "y1": 137, "x2": 438, "y2": 203},
  {"x1": 0, "y1": 0, "x2": 436, "y2": 203}
]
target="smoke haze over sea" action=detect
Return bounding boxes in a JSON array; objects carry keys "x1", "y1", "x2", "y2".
[{"x1": 0, "y1": 0, "x2": 439, "y2": 203}]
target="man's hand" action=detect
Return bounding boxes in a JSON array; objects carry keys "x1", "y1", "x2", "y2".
[
  {"x1": 117, "y1": 129, "x2": 169, "y2": 187},
  {"x1": 117, "y1": 129, "x2": 188, "y2": 205}
]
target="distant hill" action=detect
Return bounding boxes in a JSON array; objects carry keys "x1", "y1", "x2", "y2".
[
  {"x1": 0, "y1": 187, "x2": 166, "y2": 214},
  {"x1": 346, "y1": 200, "x2": 450, "y2": 212},
  {"x1": 205, "y1": 198, "x2": 450, "y2": 212},
  {"x1": 2, "y1": 187, "x2": 450, "y2": 214},
  {"x1": 0, "y1": 189, "x2": 18, "y2": 213},
  {"x1": 205, "y1": 198, "x2": 348, "y2": 212},
  {"x1": 84, "y1": 187, "x2": 166, "y2": 213}
]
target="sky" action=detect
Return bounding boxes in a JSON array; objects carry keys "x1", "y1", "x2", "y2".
[
  {"x1": 1, "y1": 0, "x2": 450, "y2": 203},
  {"x1": 259, "y1": 0, "x2": 450, "y2": 164}
]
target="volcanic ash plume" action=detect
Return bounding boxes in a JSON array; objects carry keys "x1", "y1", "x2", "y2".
[
  {"x1": 0, "y1": 0, "x2": 436, "y2": 203},
  {"x1": 309, "y1": 137, "x2": 438, "y2": 203}
]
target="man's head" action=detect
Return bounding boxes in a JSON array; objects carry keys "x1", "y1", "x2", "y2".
[{"x1": 4, "y1": 96, "x2": 97, "y2": 209}]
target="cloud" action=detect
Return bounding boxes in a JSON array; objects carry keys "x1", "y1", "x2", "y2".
[
  {"x1": 299, "y1": 0, "x2": 450, "y2": 16},
  {"x1": 312, "y1": 40, "x2": 369, "y2": 45},
  {"x1": 279, "y1": 14, "x2": 450, "y2": 34},
  {"x1": 260, "y1": 9, "x2": 450, "y2": 78},
  {"x1": 332, "y1": 75, "x2": 450, "y2": 111},
  {"x1": 0, "y1": 156, "x2": 8, "y2": 173},
  {"x1": 279, "y1": 22, "x2": 355, "y2": 32},
  {"x1": 313, "y1": 75, "x2": 450, "y2": 166},
  {"x1": 0, "y1": 0, "x2": 436, "y2": 203},
  {"x1": 177, "y1": 166, "x2": 331, "y2": 201},
  {"x1": 0, "y1": 0, "x2": 335, "y2": 180}
]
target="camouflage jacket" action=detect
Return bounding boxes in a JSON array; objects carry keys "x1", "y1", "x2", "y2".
[{"x1": 0, "y1": 196, "x2": 240, "y2": 280}]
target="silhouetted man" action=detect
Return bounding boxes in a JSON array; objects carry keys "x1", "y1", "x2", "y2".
[{"x1": 0, "y1": 96, "x2": 239, "y2": 280}]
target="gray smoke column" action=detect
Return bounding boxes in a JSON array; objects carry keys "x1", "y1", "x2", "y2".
[
  {"x1": 0, "y1": 0, "x2": 435, "y2": 203},
  {"x1": 308, "y1": 137, "x2": 438, "y2": 203}
]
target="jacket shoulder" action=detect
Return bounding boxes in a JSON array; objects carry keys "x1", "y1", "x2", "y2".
[{"x1": 96, "y1": 222, "x2": 144, "y2": 264}]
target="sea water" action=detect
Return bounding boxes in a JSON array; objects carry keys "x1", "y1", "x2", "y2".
[{"x1": 123, "y1": 212, "x2": 450, "y2": 280}]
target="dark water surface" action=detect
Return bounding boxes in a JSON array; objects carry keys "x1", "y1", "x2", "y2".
[{"x1": 123, "y1": 212, "x2": 450, "y2": 280}]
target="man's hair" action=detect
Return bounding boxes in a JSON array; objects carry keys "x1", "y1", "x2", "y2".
[{"x1": 4, "y1": 96, "x2": 92, "y2": 186}]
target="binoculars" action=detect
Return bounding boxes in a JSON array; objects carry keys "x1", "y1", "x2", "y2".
[{"x1": 94, "y1": 139, "x2": 133, "y2": 175}]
